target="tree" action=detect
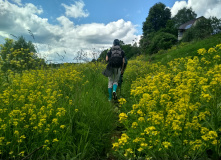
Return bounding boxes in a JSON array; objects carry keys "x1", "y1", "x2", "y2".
[
  {"x1": 160, "y1": 20, "x2": 177, "y2": 36},
  {"x1": 0, "y1": 36, "x2": 45, "y2": 72},
  {"x1": 98, "y1": 40, "x2": 141, "y2": 61},
  {"x1": 148, "y1": 32, "x2": 177, "y2": 54},
  {"x1": 98, "y1": 49, "x2": 109, "y2": 62},
  {"x1": 172, "y1": 7, "x2": 197, "y2": 28},
  {"x1": 13, "y1": 36, "x2": 36, "y2": 53},
  {"x1": 121, "y1": 44, "x2": 141, "y2": 59},
  {"x1": 182, "y1": 17, "x2": 213, "y2": 42},
  {"x1": 142, "y1": 2, "x2": 171, "y2": 36},
  {"x1": 141, "y1": 3, "x2": 172, "y2": 54},
  {"x1": 210, "y1": 16, "x2": 221, "y2": 34}
]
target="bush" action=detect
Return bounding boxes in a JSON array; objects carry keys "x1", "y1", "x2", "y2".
[
  {"x1": 0, "y1": 37, "x2": 45, "y2": 72},
  {"x1": 148, "y1": 32, "x2": 177, "y2": 54},
  {"x1": 182, "y1": 18, "x2": 213, "y2": 42}
]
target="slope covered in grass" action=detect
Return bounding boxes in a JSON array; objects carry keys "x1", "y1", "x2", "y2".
[
  {"x1": 151, "y1": 33, "x2": 221, "y2": 65},
  {"x1": 113, "y1": 34, "x2": 221, "y2": 159}
]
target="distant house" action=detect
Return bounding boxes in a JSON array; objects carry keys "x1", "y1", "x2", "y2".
[{"x1": 178, "y1": 16, "x2": 205, "y2": 41}]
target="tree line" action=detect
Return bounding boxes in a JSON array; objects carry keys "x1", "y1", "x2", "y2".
[
  {"x1": 140, "y1": 2, "x2": 221, "y2": 54},
  {"x1": 1, "y1": 2, "x2": 221, "y2": 67},
  {"x1": 99, "y1": 2, "x2": 221, "y2": 60}
]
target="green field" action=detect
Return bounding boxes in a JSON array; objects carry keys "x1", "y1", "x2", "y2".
[{"x1": 0, "y1": 33, "x2": 221, "y2": 159}]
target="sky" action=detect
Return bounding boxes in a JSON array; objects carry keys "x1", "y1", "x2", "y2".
[{"x1": 0, "y1": 0, "x2": 221, "y2": 63}]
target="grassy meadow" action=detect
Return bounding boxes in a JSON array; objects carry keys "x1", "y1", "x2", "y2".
[
  {"x1": 0, "y1": 33, "x2": 221, "y2": 160},
  {"x1": 113, "y1": 34, "x2": 221, "y2": 160},
  {"x1": 0, "y1": 62, "x2": 117, "y2": 159}
]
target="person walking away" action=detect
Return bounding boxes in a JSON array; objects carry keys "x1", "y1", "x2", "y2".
[{"x1": 106, "y1": 39, "x2": 125, "y2": 101}]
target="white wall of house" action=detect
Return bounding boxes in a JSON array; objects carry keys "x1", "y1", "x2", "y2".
[{"x1": 178, "y1": 30, "x2": 184, "y2": 41}]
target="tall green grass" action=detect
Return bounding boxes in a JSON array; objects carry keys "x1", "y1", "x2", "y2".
[
  {"x1": 71, "y1": 63, "x2": 117, "y2": 159},
  {"x1": 114, "y1": 33, "x2": 221, "y2": 160},
  {"x1": 151, "y1": 33, "x2": 221, "y2": 65},
  {"x1": 0, "y1": 62, "x2": 117, "y2": 160},
  {"x1": 1, "y1": 33, "x2": 221, "y2": 160}
]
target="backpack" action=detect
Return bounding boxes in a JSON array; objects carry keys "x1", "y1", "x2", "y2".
[{"x1": 109, "y1": 45, "x2": 123, "y2": 68}]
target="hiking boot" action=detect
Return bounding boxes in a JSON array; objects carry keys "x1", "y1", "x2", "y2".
[{"x1": 113, "y1": 92, "x2": 117, "y2": 100}]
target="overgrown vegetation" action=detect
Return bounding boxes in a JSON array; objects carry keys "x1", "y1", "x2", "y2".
[
  {"x1": 113, "y1": 43, "x2": 221, "y2": 160},
  {"x1": 0, "y1": 61, "x2": 116, "y2": 159},
  {"x1": 1, "y1": 2, "x2": 221, "y2": 160},
  {"x1": 0, "y1": 36, "x2": 46, "y2": 73},
  {"x1": 139, "y1": 3, "x2": 221, "y2": 55},
  {"x1": 182, "y1": 17, "x2": 221, "y2": 42}
]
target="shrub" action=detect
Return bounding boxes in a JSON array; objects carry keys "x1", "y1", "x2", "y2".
[
  {"x1": 182, "y1": 18, "x2": 213, "y2": 42},
  {"x1": 0, "y1": 37, "x2": 45, "y2": 73},
  {"x1": 148, "y1": 32, "x2": 177, "y2": 54}
]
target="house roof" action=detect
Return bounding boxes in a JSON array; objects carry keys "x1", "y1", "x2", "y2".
[
  {"x1": 178, "y1": 16, "x2": 205, "y2": 30},
  {"x1": 178, "y1": 19, "x2": 197, "y2": 30}
]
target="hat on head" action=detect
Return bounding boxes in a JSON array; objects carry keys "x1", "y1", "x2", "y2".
[{"x1": 113, "y1": 39, "x2": 120, "y2": 46}]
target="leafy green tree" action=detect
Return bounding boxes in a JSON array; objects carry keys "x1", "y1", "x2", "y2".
[
  {"x1": 0, "y1": 36, "x2": 45, "y2": 72},
  {"x1": 121, "y1": 44, "x2": 141, "y2": 59},
  {"x1": 141, "y1": 3, "x2": 172, "y2": 54},
  {"x1": 182, "y1": 17, "x2": 213, "y2": 42},
  {"x1": 139, "y1": 32, "x2": 155, "y2": 53},
  {"x1": 173, "y1": 7, "x2": 197, "y2": 28},
  {"x1": 210, "y1": 16, "x2": 221, "y2": 34},
  {"x1": 142, "y1": 2, "x2": 171, "y2": 36},
  {"x1": 98, "y1": 49, "x2": 109, "y2": 62},
  {"x1": 148, "y1": 32, "x2": 177, "y2": 54},
  {"x1": 98, "y1": 41, "x2": 141, "y2": 61},
  {"x1": 160, "y1": 20, "x2": 177, "y2": 36}
]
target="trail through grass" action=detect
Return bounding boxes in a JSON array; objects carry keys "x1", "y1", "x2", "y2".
[{"x1": 0, "y1": 33, "x2": 221, "y2": 160}]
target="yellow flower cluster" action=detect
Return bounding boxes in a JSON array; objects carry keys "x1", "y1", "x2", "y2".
[
  {"x1": 113, "y1": 44, "x2": 221, "y2": 159},
  {"x1": 197, "y1": 48, "x2": 207, "y2": 55},
  {"x1": 0, "y1": 64, "x2": 82, "y2": 158},
  {"x1": 119, "y1": 113, "x2": 128, "y2": 122},
  {"x1": 112, "y1": 133, "x2": 129, "y2": 151},
  {"x1": 0, "y1": 40, "x2": 44, "y2": 72},
  {"x1": 162, "y1": 141, "x2": 172, "y2": 149},
  {"x1": 118, "y1": 98, "x2": 127, "y2": 106}
]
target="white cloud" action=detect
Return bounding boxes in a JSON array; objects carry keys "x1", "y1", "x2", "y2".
[
  {"x1": 0, "y1": 0, "x2": 139, "y2": 63},
  {"x1": 61, "y1": 0, "x2": 89, "y2": 18},
  {"x1": 57, "y1": 16, "x2": 74, "y2": 30},
  {"x1": 170, "y1": 1, "x2": 188, "y2": 17},
  {"x1": 171, "y1": 0, "x2": 221, "y2": 19},
  {"x1": 11, "y1": 0, "x2": 22, "y2": 6}
]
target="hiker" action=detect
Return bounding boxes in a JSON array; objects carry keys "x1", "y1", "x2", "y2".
[{"x1": 106, "y1": 39, "x2": 125, "y2": 101}]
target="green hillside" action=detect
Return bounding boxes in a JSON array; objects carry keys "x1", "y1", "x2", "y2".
[
  {"x1": 150, "y1": 33, "x2": 221, "y2": 65},
  {"x1": 114, "y1": 33, "x2": 221, "y2": 159},
  {"x1": 0, "y1": 33, "x2": 221, "y2": 159}
]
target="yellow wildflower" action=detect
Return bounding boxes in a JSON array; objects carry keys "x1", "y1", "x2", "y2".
[
  {"x1": 197, "y1": 48, "x2": 207, "y2": 55},
  {"x1": 52, "y1": 138, "x2": 59, "y2": 142},
  {"x1": 118, "y1": 98, "x2": 127, "y2": 105},
  {"x1": 137, "y1": 147, "x2": 144, "y2": 152},
  {"x1": 162, "y1": 141, "x2": 172, "y2": 149},
  {"x1": 119, "y1": 113, "x2": 128, "y2": 122}
]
